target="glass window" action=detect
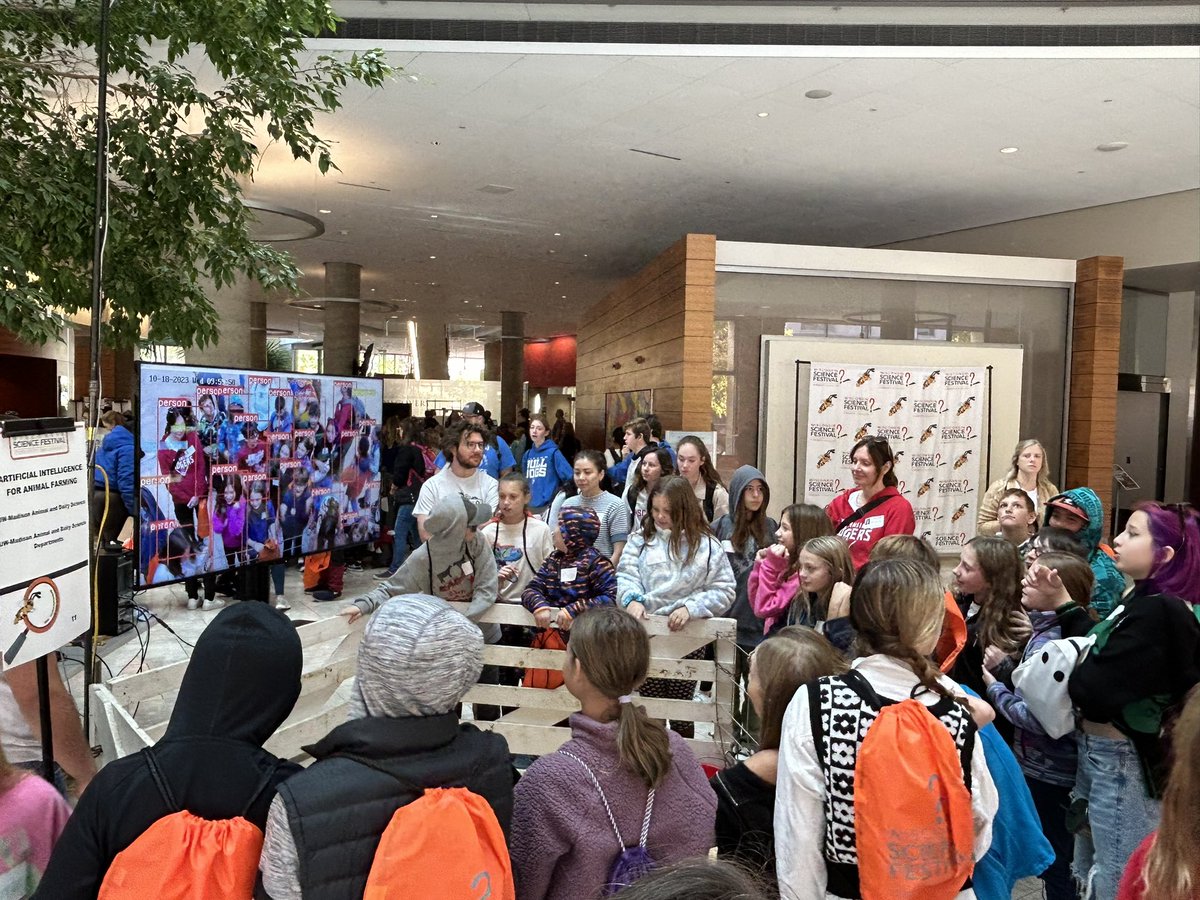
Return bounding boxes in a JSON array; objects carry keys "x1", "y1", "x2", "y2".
[{"x1": 293, "y1": 348, "x2": 321, "y2": 373}]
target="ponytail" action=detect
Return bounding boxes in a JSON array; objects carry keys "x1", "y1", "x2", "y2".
[
  {"x1": 569, "y1": 607, "x2": 674, "y2": 790},
  {"x1": 615, "y1": 698, "x2": 672, "y2": 790}
]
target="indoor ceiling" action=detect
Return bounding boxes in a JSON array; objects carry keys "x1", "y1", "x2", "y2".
[{"x1": 245, "y1": 48, "x2": 1200, "y2": 342}]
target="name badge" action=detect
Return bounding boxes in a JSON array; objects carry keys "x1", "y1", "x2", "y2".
[
  {"x1": 560, "y1": 567, "x2": 578, "y2": 583},
  {"x1": 462, "y1": 560, "x2": 474, "y2": 576}
]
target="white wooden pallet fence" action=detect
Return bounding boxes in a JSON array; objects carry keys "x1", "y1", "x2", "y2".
[{"x1": 91, "y1": 602, "x2": 739, "y2": 769}]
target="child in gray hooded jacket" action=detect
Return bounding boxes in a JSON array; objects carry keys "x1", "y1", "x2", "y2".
[{"x1": 341, "y1": 492, "x2": 500, "y2": 642}]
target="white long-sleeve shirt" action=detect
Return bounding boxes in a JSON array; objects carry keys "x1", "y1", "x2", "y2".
[{"x1": 775, "y1": 654, "x2": 998, "y2": 900}]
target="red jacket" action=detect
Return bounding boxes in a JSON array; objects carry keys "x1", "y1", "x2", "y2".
[{"x1": 824, "y1": 486, "x2": 915, "y2": 570}]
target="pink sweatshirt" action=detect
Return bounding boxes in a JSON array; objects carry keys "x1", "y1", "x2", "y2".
[
  {"x1": 748, "y1": 551, "x2": 800, "y2": 635},
  {"x1": 510, "y1": 714, "x2": 716, "y2": 900},
  {"x1": 0, "y1": 773, "x2": 71, "y2": 894}
]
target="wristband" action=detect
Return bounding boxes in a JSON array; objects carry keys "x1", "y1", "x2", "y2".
[{"x1": 621, "y1": 593, "x2": 642, "y2": 609}]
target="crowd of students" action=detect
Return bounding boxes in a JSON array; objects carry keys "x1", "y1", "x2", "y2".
[{"x1": 4, "y1": 407, "x2": 1199, "y2": 900}]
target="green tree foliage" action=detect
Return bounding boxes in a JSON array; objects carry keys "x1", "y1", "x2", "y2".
[{"x1": 0, "y1": 0, "x2": 389, "y2": 348}]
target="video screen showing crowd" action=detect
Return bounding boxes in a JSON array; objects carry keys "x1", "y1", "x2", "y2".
[{"x1": 136, "y1": 364, "x2": 383, "y2": 587}]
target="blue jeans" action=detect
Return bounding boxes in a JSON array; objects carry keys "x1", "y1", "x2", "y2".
[
  {"x1": 271, "y1": 562, "x2": 286, "y2": 596},
  {"x1": 389, "y1": 503, "x2": 418, "y2": 571},
  {"x1": 1073, "y1": 732, "x2": 1160, "y2": 900}
]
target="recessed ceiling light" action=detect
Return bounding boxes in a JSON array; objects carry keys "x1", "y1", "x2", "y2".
[
  {"x1": 318, "y1": 208, "x2": 331, "y2": 214},
  {"x1": 370, "y1": 288, "x2": 376, "y2": 292},
  {"x1": 1096, "y1": 141, "x2": 1129, "y2": 152},
  {"x1": 338, "y1": 230, "x2": 349, "y2": 236},
  {"x1": 429, "y1": 255, "x2": 436, "y2": 259},
  {"x1": 430, "y1": 214, "x2": 438, "y2": 219},
  {"x1": 999, "y1": 147, "x2": 1019, "y2": 154},
  {"x1": 561, "y1": 295, "x2": 567, "y2": 299},
  {"x1": 583, "y1": 254, "x2": 588, "y2": 258},
  {"x1": 463, "y1": 300, "x2": 469, "y2": 304},
  {"x1": 756, "y1": 112, "x2": 769, "y2": 118},
  {"x1": 553, "y1": 232, "x2": 562, "y2": 237},
  {"x1": 554, "y1": 281, "x2": 560, "y2": 285},
  {"x1": 549, "y1": 249, "x2": 556, "y2": 254},
  {"x1": 804, "y1": 89, "x2": 832, "y2": 100}
]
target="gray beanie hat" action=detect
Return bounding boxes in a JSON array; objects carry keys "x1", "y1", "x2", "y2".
[{"x1": 349, "y1": 594, "x2": 484, "y2": 719}]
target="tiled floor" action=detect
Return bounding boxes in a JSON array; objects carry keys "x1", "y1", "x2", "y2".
[{"x1": 65, "y1": 564, "x2": 1053, "y2": 900}]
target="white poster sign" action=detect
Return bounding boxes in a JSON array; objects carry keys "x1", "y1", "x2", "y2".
[
  {"x1": 0, "y1": 422, "x2": 91, "y2": 669},
  {"x1": 804, "y1": 364, "x2": 987, "y2": 553}
]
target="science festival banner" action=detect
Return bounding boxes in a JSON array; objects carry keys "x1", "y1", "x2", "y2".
[
  {"x1": 804, "y1": 364, "x2": 987, "y2": 553},
  {"x1": 137, "y1": 363, "x2": 384, "y2": 587},
  {"x1": 0, "y1": 421, "x2": 90, "y2": 669}
]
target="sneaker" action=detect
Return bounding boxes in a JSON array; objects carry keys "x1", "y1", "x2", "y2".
[
  {"x1": 311, "y1": 589, "x2": 342, "y2": 602},
  {"x1": 186, "y1": 595, "x2": 200, "y2": 611},
  {"x1": 346, "y1": 561, "x2": 364, "y2": 572},
  {"x1": 275, "y1": 597, "x2": 291, "y2": 611},
  {"x1": 373, "y1": 569, "x2": 396, "y2": 580},
  {"x1": 201, "y1": 598, "x2": 225, "y2": 612},
  {"x1": 386, "y1": 529, "x2": 395, "y2": 536}
]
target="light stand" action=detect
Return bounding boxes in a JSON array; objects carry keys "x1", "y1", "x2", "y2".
[{"x1": 84, "y1": 0, "x2": 114, "y2": 745}]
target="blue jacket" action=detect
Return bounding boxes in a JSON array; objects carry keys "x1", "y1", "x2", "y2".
[
  {"x1": 1044, "y1": 487, "x2": 1125, "y2": 618},
  {"x1": 960, "y1": 686, "x2": 1056, "y2": 900},
  {"x1": 93, "y1": 425, "x2": 136, "y2": 512},
  {"x1": 522, "y1": 439, "x2": 573, "y2": 509}
]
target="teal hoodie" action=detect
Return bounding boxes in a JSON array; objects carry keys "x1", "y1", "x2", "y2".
[{"x1": 1044, "y1": 487, "x2": 1125, "y2": 618}]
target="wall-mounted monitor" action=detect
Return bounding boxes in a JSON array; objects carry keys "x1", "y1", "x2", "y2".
[{"x1": 135, "y1": 362, "x2": 383, "y2": 588}]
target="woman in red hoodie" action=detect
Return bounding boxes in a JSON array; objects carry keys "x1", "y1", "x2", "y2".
[{"x1": 824, "y1": 435, "x2": 915, "y2": 570}]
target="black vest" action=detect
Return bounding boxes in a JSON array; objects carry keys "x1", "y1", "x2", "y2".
[{"x1": 274, "y1": 713, "x2": 514, "y2": 900}]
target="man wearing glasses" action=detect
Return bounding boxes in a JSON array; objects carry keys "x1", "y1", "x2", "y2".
[
  {"x1": 431, "y1": 401, "x2": 515, "y2": 479},
  {"x1": 414, "y1": 421, "x2": 499, "y2": 541}
]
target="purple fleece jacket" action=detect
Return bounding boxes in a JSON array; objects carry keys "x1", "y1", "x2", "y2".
[{"x1": 510, "y1": 714, "x2": 716, "y2": 900}]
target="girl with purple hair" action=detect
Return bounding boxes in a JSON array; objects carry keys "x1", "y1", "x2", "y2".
[{"x1": 1068, "y1": 502, "x2": 1200, "y2": 900}]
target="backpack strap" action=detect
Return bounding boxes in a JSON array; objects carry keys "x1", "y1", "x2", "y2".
[
  {"x1": 807, "y1": 680, "x2": 826, "y2": 774},
  {"x1": 839, "y1": 668, "x2": 891, "y2": 711},
  {"x1": 143, "y1": 749, "x2": 282, "y2": 818},
  {"x1": 239, "y1": 759, "x2": 285, "y2": 818},
  {"x1": 142, "y1": 749, "x2": 180, "y2": 813},
  {"x1": 703, "y1": 482, "x2": 715, "y2": 522},
  {"x1": 558, "y1": 750, "x2": 654, "y2": 852},
  {"x1": 833, "y1": 493, "x2": 891, "y2": 533}
]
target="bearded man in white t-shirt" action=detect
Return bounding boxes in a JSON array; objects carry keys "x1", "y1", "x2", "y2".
[{"x1": 414, "y1": 421, "x2": 499, "y2": 541}]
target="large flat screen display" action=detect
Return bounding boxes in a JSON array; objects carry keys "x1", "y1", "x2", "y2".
[{"x1": 136, "y1": 362, "x2": 383, "y2": 587}]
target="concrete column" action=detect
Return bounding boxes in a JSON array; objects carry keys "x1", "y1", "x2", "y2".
[
  {"x1": 249, "y1": 301, "x2": 267, "y2": 370},
  {"x1": 414, "y1": 316, "x2": 449, "y2": 381},
  {"x1": 501, "y1": 311, "x2": 525, "y2": 425},
  {"x1": 187, "y1": 277, "x2": 255, "y2": 367},
  {"x1": 322, "y1": 262, "x2": 361, "y2": 377},
  {"x1": 483, "y1": 340, "x2": 502, "y2": 382}
]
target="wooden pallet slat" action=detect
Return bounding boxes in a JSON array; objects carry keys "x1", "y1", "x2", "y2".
[{"x1": 93, "y1": 604, "x2": 741, "y2": 769}]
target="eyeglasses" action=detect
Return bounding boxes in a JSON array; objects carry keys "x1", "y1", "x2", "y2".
[{"x1": 463, "y1": 441, "x2": 486, "y2": 450}]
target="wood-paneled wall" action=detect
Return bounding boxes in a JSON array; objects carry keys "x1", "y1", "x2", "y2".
[
  {"x1": 1066, "y1": 256, "x2": 1123, "y2": 492},
  {"x1": 576, "y1": 234, "x2": 716, "y2": 450}
]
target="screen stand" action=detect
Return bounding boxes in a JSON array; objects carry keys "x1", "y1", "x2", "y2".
[{"x1": 236, "y1": 563, "x2": 271, "y2": 604}]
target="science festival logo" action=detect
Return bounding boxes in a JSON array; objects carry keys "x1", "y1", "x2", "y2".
[
  {"x1": 813, "y1": 368, "x2": 852, "y2": 386},
  {"x1": 877, "y1": 370, "x2": 914, "y2": 388}
]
